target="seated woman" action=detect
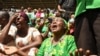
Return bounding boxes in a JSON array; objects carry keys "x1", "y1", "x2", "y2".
[
  {"x1": 0, "y1": 12, "x2": 42, "y2": 56},
  {"x1": 0, "y1": 11, "x2": 16, "y2": 44},
  {"x1": 0, "y1": 11, "x2": 17, "y2": 56},
  {"x1": 37, "y1": 17, "x2": 77, "y2": 56},
  {"x1": 35, "y1": 18, "x2": 49, "y2": 39}
]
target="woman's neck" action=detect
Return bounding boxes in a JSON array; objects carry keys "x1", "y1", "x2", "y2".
[
  {"x1": 19, "y1": 24, "x2": 29, "y2": 31},
  {"x1": 17, "y1": 25, "x2": 29, "y2": 36},
  {"x1": 53, "y1": 31, "x2": 65, "y2": 42}
]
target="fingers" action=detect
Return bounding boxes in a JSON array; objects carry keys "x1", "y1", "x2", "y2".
[
  {"x1": 0, "y1": 49, "x2": 6, "y2": 55},
  {"x1": 75, "y1": 49, "x2": 78, "y2": 56},
  {"x1": 9, "y1": 13, "x2": 19, "y2": 23},
  {"x1": 13, "y1": 13, "x2": 19, "y2": 19},
  {"x1": 85, "y1": 50, "x2": 90, "y2": 56},
  {"x1": 79, "y1": 48, "x2": 84, "y2": 56},
  {"x1": 16, "y1": 13, "x2": 21, "y2": 18},
  {"x1": 70, "y1": 49, "x2": 78, "y2": 56},
  {"x1": 78, "y1": 48, "x2": 90, "y2": 56},
  {"x1": 70, "y1": 48, "x2": 91, "y2": 56}
]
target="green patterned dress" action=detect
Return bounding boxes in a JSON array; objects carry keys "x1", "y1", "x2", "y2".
[{"x1": 37, "y1": 35, "x2": 77, "y2": 56}]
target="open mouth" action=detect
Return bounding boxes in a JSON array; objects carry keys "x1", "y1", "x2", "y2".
[
  {"x1": 16, "y1": 23, "x2": 21, "y2": 27},
  {"x1": 51, "y1": 24, "x2": 58, "y2": 29}
]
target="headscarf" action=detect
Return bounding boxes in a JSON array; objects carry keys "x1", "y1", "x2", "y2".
[{"x1": 20, "y1": 12, "x2": 29, "y2": 23}]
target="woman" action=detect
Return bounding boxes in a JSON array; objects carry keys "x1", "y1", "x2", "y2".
[
  {"x1": 0, "y1": 12, "x2": 42, "y2": 56},
  {"x1": 37, "y1": 17, "x2": 76, "y2": 56},
  {"x1": 15, "y1": 12, "x2": 42, "y2": 55},
  {"x1": 0, "y1": 11, "x2": 17, "y2": 56},
  {"x1": 0, "y1": 11, "x2": 18, "y2": 46}
]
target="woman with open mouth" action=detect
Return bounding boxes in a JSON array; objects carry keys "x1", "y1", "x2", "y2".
[
  {"x1": 37, "y1": 17, "x2": 76, "y2": 56},
  {"x1": 0, "y1": 12, "x2": 42, "y2": 56}
]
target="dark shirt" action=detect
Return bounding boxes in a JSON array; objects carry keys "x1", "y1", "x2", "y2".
[
  {"x1": 58, "y1": 0, "x2": 76, "y2": 11},
  {"x1": 58, "y1": 0, "x2": 65, "y2": 5}
]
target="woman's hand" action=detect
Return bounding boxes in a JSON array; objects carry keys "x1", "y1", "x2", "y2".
[
  {"x1": 9, "y1": 13, "x2": 19, "y2": 23},
  {"x1": 70, "y1": 48, "x2": 90, "y2": 56},
  {"x1": 4, "y1": 46, "x2": 18, "y2": 55}
]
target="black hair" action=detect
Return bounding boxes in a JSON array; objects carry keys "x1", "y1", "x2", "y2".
[{"x1": 0, "y1": 11, "x2": 10, "y2": 20}]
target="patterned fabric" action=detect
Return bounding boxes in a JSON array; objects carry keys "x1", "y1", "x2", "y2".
[{"x1": 37, "y1": 35, "x2": 76, "y2": 56}]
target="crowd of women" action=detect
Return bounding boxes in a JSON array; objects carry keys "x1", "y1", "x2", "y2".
[{"x1": 0, "y1": 6, "x2": 92, "y2": 56}]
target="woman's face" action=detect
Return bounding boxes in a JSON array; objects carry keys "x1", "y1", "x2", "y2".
[
  {"x1": 0, "y1": 17, "x2": 9, "y2": 27},
  {"x1": 15, "y1": 13, "x2": 27, "y2": 29},
  {"x1": 50, "y1": 17, "x2": 65, "y2": 33},
  {"x1": 0, "y1": 11, "x2": 9, "y2": 27}
]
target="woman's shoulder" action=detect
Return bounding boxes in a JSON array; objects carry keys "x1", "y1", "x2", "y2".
[
  {"x1": 28, "y1": 27, "x2": 41, "y2": 37},
  {"x1": 64, "y1": 35, "x2": 75, "y2": 40},
  {"x1": 42, "y1": 38, "x2": 51, "y2": 44},
  {"x1": 29, "y1": 27, "x2": 39, "y2": 32},
  {"x1": 66, "y1": 34, "x2": 74, "y2": 37},
  {"x1": 8, "y1": 25, "x2": 17, "y2": 37},
  {"x1": 10, "y1": 25, "x2": 17, "y2": 30}
]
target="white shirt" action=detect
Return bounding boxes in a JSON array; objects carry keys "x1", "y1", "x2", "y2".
[{"x1": 15, "y1": 27, "x2": 40, "y2": 47}]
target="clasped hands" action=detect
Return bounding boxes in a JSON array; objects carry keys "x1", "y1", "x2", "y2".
[{"x1": 0, "y1": 45, "x2": 18, "y2": 55}]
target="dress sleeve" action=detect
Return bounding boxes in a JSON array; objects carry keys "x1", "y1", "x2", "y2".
[
  {"x1": 36, "y1": 39, "x2": 47, "y2": 56},
  {"x1": 32, "y1": 28, "x2": 41, "y2": 38},
  {"x1": 66, "y1": 35, "x2": 77, "y2": 56},
  {"x1": 8, "y1": 25, "x2": 17, "y2": 38}
]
